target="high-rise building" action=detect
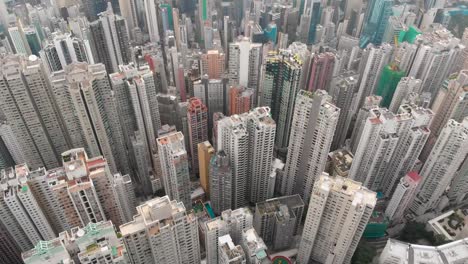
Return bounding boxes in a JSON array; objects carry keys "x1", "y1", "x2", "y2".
[
  {"x1": 385, "y1": 171, "x2": 421, "y2": 224},
  {"x1": 218, "y1": 234, "x2": 246, "y2": 264},
  {"x1": 229, "y1": 86, "x2": 254, "y2": 115},
  {"x1": 240, "y1": 228, "x2": 269, "y2": 264},
  {"x1": 349, "y1": 95, "x2": 382, "y2": 153},
  {"x1": 281, "y1": 90, "x2": 340, "y2": 203},
  {"x1": 50, "y1": 63, "x2": 129, "y2": 174},
  {"x1": 447, "y1": 157, "x2": 468, "y2": 206},
  {"x1": 110, "y1": 64, "x2": 161, "y2": 186},
  {"x1": 359, "y1": 0, "x2": 394, "y2": 47},
  {"x1": 216, "y1": 107, "x2": 276, "y2": 205},
  {"x1": 297, "y1": 173, "x2": 377, "y2": 264},
  {"x1": 187, "y1": 97, "x2": 209, "y2": 172},
  {"x1": 201, "y1": 50, "x2": 226, "y2": 79},
  {"x1": 8, "y1": 23, "x2": 31, "y2": 55},
  {"x1": 118, "y1": 0, "x2": 139, "y2": 40},
  {"x1": 408, "y1": 25, "x2": 465, "y2": 97},
  {"x1": 388, "y1": 77, "x2": 422, "y2": 113},
  {"x1": 246, "y1": 108, "x2": 276, "y2": 203},
  {"x1": 222, "y1": 208, "x2": 254, "y2": 245},
  {"x1": 330, "y1": 72, "x2": 359, "y2": 150},
  {"x1": 0, "y1": 221, "x2": 22, "y2": 264},
  {"x1": 253, "y1": 195, "x2": 304, "y2": 251},
  {"x1": 120, "y1": 196, "x2": 200, "y2": 264},
  {"x1": 204, "y1": 218, "x2": 230, "y2": 264},
  {"x1": 23, "y1": 221, "x2": 127, "y2": 264},
  {"x1": 40, "y1": 32, "x2": 93, "y2": 73},
  {"x1": 228, "y1": 37, "x2": 262, "y2": 88},
  {"x1": 411, "y1": 118, "x2": 468, "y2": 216},
  {"x1": 198, "y1": 141, "x2": 215, "y2": 196},
  {"x1": 216, "y1": 115, "x2": 248, "y2": 208},
  {"x1": 0, "y1": 165, "x2": 56, "y2": 249},
  {"x1": 260, "y1": 49, "x2": 304, "y2": 149},
  {"x1": 421, "y1": 71, "x2": 468, "y2": 162},
  {"x1": 210, "y1": 150, "x2": 233, "y2": 214},
  {"x1": 307, "y1": 52, "x2": 335, "y2": 92},
  {"x1": 113, "y1": 173, "x2": 137, "y2": 224},
  {"x1": 157, "y1": 132, "x2": 192, "y2": 209},
  {"x1": 354, "y1": 44, "x2": 393, "y2": 111},
  {"x1": 0, "y1": 55, "x2": 70, "y2": 169},
  {"x1": 145, "y1": 0, "x2": 160, "y2": 43},
  {"x1": 350, "y1": 106, "x2": 432, "y2": 194},
  {"x1": 89, "y1": 7, "x2": 131, "y2": 73}
]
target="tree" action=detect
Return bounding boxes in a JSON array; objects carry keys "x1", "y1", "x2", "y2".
[{"x1": 352, "y1": 240, "x2": 376, "y2": 264}]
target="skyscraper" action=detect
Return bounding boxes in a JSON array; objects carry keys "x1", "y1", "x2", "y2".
[
  {"x1": 307, "y1": 52, "x2": 336, "y2": 92},
  {"x1": 187, "y1": 97, "x2": 209, "y2": 172},
  {"x1": 388, "y1": 77, "x2": 422, "y2": 113},
  {"x1": 0, "y1": 55, "x2": 70, "y2": 169},
  {"x1": 23, "y1": 221, "x2": 127, "y2": 264},
  {"x1": 385, "y1": 171, "x2": 421, "y2": 224},
  {"x1": 157, "y1": 132, "x2": 192, "y2": 209},
  {"x1": 330, "y1": 72, "x2": 359, "y2": 150},
  {"x1": 354, "y1": 44, "x2": 393, "y2": 111},
  {"x1": 198, "y1": 141, "x2": 215, "y2": 197},
  {"x1": 297, "y1": 173, "x2": 377, "y2": 264},
  {"x1": 89, "y1": 7, "x2": 131, "y2": 73},
  {"x1": 228, "y1": 37, "x2": 262, "y2": 88},
  {"x1": 201, "y1": 50, "x2": 226, "y2": 79},
  {"x1": 359, "y1": 0, "x2": 394, "y2": 47},
  {"x1": 218, "y1": 235, "x2": 246, "y2": 264},
  {"x1": 145, "y1": 0, "x2": 161, "y2": 43},
  {"x1": 120, "y1": 196, "x2": 200, "y2": 264},
  {"x1": 40, "y1": 32, "x2": 93, "y2": 73},
  {"x1": 349, "y1": 95, "x2": 382, "y2": 153},
  {"x1": 113, "y1": 173, "x2": 137, "y2": 223},
  {"x1": 411, "y1": 118, "x2": 468, "y2": 216},
  {"x1": 50, "y1": 63, "x2": 129, "y2": 174},
  {"x1": 447, "y1": 157, "x2": 468, "y2": 206},
  {"x1": 260, "y1": 49, "x2": 304, "y2": 149},
  {"x1": 229, "y1": 86, "x2": 254, "y2": 115},
  {"x1": 204, "y1": 218, "x2": 230, "y2": 264},
  {"x1": 408, "y1": 25, "x2": 465, "y2": 97},
  {"x1": 253, "y1": 195, "x2": 304, "y2": 251},
  {"x1": 216, "y1": 115, "x2": 249, "y2": 208},
  {"x1": 210, "y1": 150, "x2": 232, "y2": 214},
  {"x1": 350, "y1": 106, "x2": 432, "y2": 194},
  {"x1": 421, "y1": 71, "x2": 468, "y2": 162},
  {"x1": 281, "y1": 90, "x2": 340, "y2": 203}
]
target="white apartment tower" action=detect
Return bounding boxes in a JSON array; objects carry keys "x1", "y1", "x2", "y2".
[
  {"x1": 0, "y1": 165, "x2": 56, "y2": 250},
  {"x1": 349, "y1": 95, "x2": 382, "y2": 153},
  {"x1": 157, "y1": 132, "x2": 192, "y2": 210},
  {"x1": 40, "y1": 32, "x2": 93, "y2": 73},
  {"x1": 113, "y1": 173, "x2": 137, "y2": 224},
  {"x1": 281, "y1": 90, "x2": 340, "y2": 203},
  {"x1": 216, "y1": 115, "x2": 249, "y2": 208},
  {"x1": 330, "y1": 72, "x2": 359, "y2": 150},
  {"x1": 349, "y1": 105, "x2": 432, "y2": 194},
  {"x1": 210, "y1": 150, "x2": 233, "y2": 214},
  {"x1": 205, "y1": 218, "x2": 230, "y2": 264},
  {"x1": 297, "y1": 173, "x2": 377, "y2": 264},
  {"x1": 408, "y1": 25, "x2": 465, "y2": 97},
  {"x1": 385, "y1": 171, "x2": 421, "y2": 224},
  {"x1": 448, "y1": 157, "x2": 468, "y2": 206},
  {"x1": 245, "y1": 108, "x2": 276, "y2": 203},
  {"x1": 421, "y1": 70, "x2": 468, "y2": 162},
  {"x1": 219, "y1": 235, "x2": 246, "y2": 264},
  {"x1": 145, "y1": 0, "x2": 160, "y2": 43},
  {"x1": 411, "y1": 118, "x2": 468, "y2": 216},
  {"x1": 0, "y1": 54, "x2": 70, "y2": 169},
  {"x1": 50, "y1": 62, "x2": 129, "y2": 174},
  {"x1": 228, "y1": 37, "x2": 263, "y2": 88},
  {"x1": 388, "y1": 77, "x2": 422, "y2": 113},
  {"x1": 120, "y1": 196, "x2": 200, "y2": 264},
  {"x1": 354, "y1": 43, "x2": 393, "y2": 110},
  {"x1": 221, "y1": 208, "x2": 254, "y2": 245}
]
